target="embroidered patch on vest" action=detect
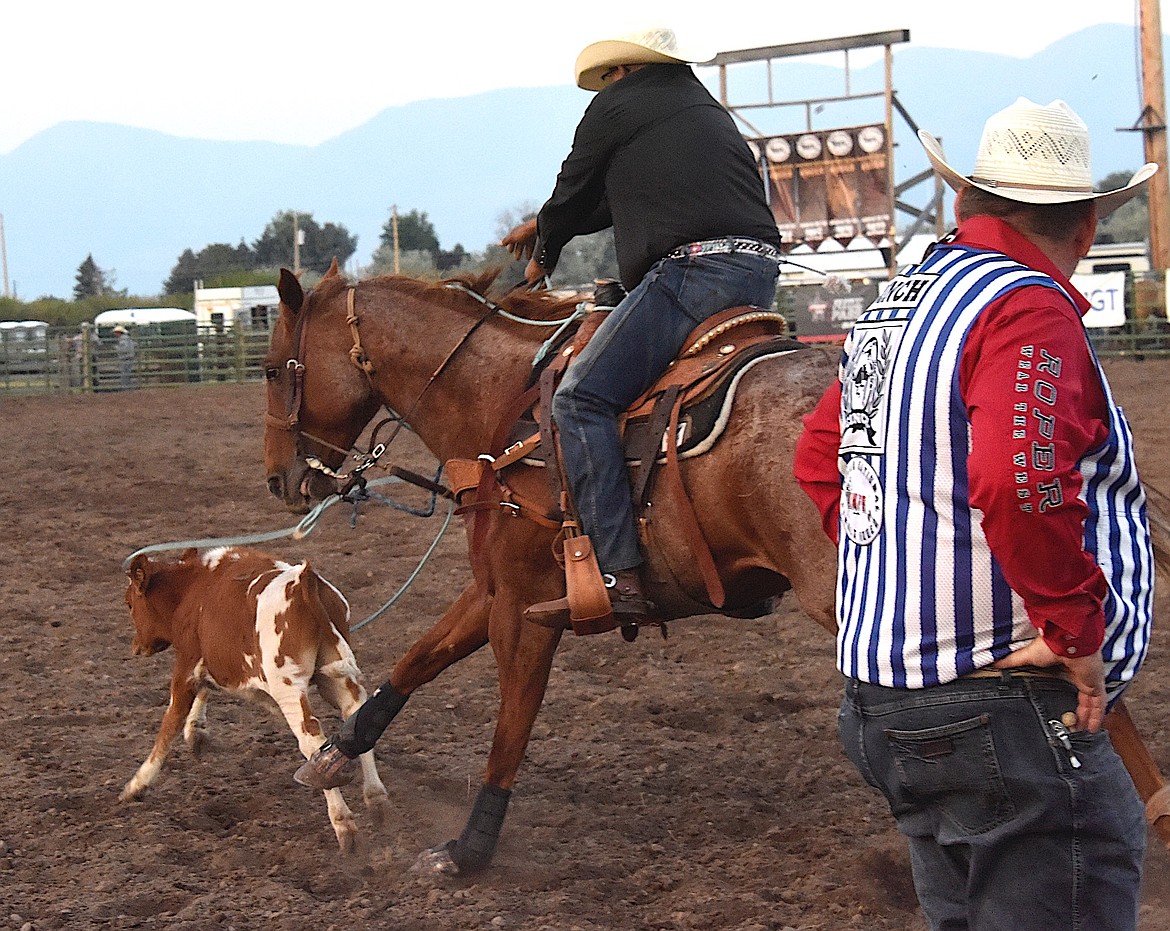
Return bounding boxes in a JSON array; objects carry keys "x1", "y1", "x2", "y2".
[
  {"x1": 840, "y1": 321, "x2": 905, "y2": 456},
  {"x1": 841, "y1": 457, "x2": 883, "y2": 545}
]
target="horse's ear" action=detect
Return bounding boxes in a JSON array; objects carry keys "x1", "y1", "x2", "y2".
[
  {"x1": 278, "y1": 267, "x2": 304, "y2": 314},
  {"x1": 323, "y1": 257, "x2": 340, "y2": 279}
]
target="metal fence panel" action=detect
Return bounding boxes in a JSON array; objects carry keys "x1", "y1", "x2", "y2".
[
  {"x1": 0, "y1": 326, "x2": 273, "y2": 395},
  {"x1": 2, "y1": 319, "x2": 1169, "y2": 397}
]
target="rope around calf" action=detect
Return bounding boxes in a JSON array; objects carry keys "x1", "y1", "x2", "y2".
[{"x1": 120, "y1": 474, "x2": 456, "y2": 633}]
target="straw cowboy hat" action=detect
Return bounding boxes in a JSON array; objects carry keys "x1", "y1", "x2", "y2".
[
  {"x1": 113, "y1": 325, "x2": 128, "y2": 334},
  {"x1": 918, "y1": 97, "x2": 1158, "y2": 217},
  {"x1": 575, "y1": 26, "x2": 714, "y2": 91}
]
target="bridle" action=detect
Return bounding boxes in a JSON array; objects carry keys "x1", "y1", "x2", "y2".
[
  {"x1": 265, "y1": 286, "x2": 382, "y2": 473},
  {"x1": 265, "y1": 280, "x2": 526, "y2": 496}
]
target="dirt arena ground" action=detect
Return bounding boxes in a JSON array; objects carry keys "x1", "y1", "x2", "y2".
[{"x1": 4, "y1": 358, "x2": 1170, "y2": 931}]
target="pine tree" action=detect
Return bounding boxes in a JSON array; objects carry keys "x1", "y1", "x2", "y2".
[{"x1": 73, "y1": 254, "x2": 107, "y2": 300}]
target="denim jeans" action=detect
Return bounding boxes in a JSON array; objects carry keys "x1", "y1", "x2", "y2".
[
  {"x1": 552, "y1": 250, "x2": 779, "y2": 573},
  {"x1": 839, "y1": 675, "x2": 1145, "y2": 931}
]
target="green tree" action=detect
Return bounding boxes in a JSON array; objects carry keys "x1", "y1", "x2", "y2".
[
  {"x1": 368, "y1": 245, "x2": 438, "y2": 277},
  {"x1": 314, "y1": 222, "x2": 359, "y2": 271},
  {"x1": 73, "y1": 254, "x2": 110, "y2": 300},
  {"x1": 163, "y1": 241, "x2": 255, "y2": 295},
  {"x1": 1095, "y1": 169, "x2": 1150, "y2": 244},
  {"x1": 381, "y1": 209, "x2": 441, "y2": 261},
  {"x1": 253, "y1": 211, "x2": 357, "y2": 274},
  {"x1": 437, "y1": 243, "x2": 470, "y2": 272}
]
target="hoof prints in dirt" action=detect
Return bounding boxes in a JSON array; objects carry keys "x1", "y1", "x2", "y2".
[{"x1": 2, "y1": 373, "x2": 1170, "y2": 930}]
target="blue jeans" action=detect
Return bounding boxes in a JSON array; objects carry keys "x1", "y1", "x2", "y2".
[
  {"x1": 552, "y1": 250, "x2": 779, "y2": 573},
  {"x1": 839, "y1": 675, "x2": 1145, "y2": 931}
]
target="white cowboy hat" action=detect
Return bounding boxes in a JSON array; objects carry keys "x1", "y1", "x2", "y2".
[
  {"x1": 113, "y1": 325, "x2": 127, "y2": 334},
  {"x1": 575, "y1": 26, "x2": 714, "y2": 92},
  {"x1": 918, "y1": 97, "x2": 1158, "y2": 217}
]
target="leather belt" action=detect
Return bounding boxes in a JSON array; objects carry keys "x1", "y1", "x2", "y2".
[
  {"x1": 666, "y1": 237, "x2": 782, "y2": 262},
  {"x1": 963, "y1": 666, "x2": 1069, "y2": 682}
]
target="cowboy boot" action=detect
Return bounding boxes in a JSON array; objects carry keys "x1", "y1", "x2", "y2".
[
  {"x1": 605, "y1": 568, "x2": 651, "y2": 624},
  {"x1": 524, "y1": 568, "x2": 652, "y2": 633}
]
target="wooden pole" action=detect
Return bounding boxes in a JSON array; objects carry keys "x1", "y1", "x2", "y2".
[
  {"x1": 1140, "y1": 0, "x2": 1169, "y2": 272},
  {"x1": 392, "y1": 204, "x2": 400, "y2": 275},
  {"x1": 292, "y1": 213, "x2": 301, "y2": 276},
  {"x1": 884, "y1": 42, "x2": 897, "y2": 279},
  {"x1": 0, "y1": 213, "x2": 9, "y2": 298}
]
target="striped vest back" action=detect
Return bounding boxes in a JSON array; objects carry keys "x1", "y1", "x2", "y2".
[{"x1": 836, "y1": 243, "x2": 1152, "y2": 701}]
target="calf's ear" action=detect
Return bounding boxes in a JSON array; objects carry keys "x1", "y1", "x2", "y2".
[
  {"x1": 127, "y1": 554, "x2": 151, "y2": 593},
  {"x1": 127, "y1": 553, "x2": 175, "y2": 594}
]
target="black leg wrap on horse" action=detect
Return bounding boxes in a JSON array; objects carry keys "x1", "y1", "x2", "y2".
[
  {"x1": 336, "y1": 681, "x2": 409, "y2": 756},
  {"x1": 450, "y1": 784, "x2": 512, "y2": 873}
]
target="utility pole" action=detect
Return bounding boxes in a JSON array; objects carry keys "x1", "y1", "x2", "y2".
[
  {"x1": 0, "y1": 213, "x2": 9, "y2": 298},
  {"x1": 392, "y1": 204, "x2": 400, "y2": 275},
  {"x1": 1139, "y1": 0, "x2": 1169, "y2": 272},
  {"x1": 292, "y1": 212, "x2": 301, "y2": 275}
]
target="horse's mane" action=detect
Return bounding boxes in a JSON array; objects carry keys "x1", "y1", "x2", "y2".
[{"x1": 311, "y1": 266, "x2": 583, "y2": 323}]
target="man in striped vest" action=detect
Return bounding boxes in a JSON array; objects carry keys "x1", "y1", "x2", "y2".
[{"x1": 795, "y1": 98, "x2": 1158, "y2": 930}]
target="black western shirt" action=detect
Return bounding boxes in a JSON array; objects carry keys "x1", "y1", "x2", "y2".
[{"x1": 535, "y1": 64, "x2": 781, "y2": 290}]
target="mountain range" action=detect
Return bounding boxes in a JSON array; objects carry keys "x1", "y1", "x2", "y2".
[{"x1": 0, "y1": 23, "x2": 1161, "y2": 299}]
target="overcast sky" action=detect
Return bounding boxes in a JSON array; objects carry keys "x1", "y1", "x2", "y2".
[{"x1": 1, "y1": 0, "x2": 1158, "y2": 155}]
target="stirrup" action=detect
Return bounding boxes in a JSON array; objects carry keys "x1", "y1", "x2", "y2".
[{"x1": 523, "y1": 596, "x2": 572, "y2": 629}]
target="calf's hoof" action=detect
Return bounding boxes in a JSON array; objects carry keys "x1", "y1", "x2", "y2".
[
  {"x1": 295, "y1": 739, "x2": 357, "y2": 790},
  {"x1": 333, "y1": 821, "x2": 359, "y2": 854},
  {"x1": 118, "y1": 784, "x2": 145, "y2": 803},
  {"x1": 365, "y1": 791, "x2": 391, "y2": 828},
  {"x1": 184, "y1": 726, "x2": 208, "y2": 758}
]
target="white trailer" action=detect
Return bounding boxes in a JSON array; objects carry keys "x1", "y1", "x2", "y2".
[{"x1": 194, "y1": 284, "x2": 279, "y2": 331}]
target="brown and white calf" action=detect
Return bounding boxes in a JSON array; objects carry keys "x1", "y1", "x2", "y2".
[{"x1": 120, "y1": 546, "x2": 388, "y2": 851}]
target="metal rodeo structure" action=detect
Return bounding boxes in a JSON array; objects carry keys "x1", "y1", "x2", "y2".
[{"x1": 707, "y1": 30, "x2": 942, "y2": 283}]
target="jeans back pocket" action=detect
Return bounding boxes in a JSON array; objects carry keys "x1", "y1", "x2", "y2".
[{"x1": 885, "y1": 713, "x2": 1017, "y2": 838}]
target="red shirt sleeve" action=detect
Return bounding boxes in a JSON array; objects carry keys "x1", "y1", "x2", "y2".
[
  {"x1": 961, "y1": 286, "x2": 1110, "y2": 657},
  {"x1": 795, "y1": 379, "x2": 843, "y2": 544}
]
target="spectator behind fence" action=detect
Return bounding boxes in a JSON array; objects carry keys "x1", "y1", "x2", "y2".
[
  {"x1": 114, "y1": 325, "x2": 136, "y2": 390},
  {"x1": 67, "y1": 331, "x2": 83, "y2": 388}
]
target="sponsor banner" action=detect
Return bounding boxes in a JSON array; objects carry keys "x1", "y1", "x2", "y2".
[
  {"x1": 1070, "y1": 271, "x2": 1127, "y2": 328},
  {"x1": 752, "y1": 125, "x2": 891, "y2": 250},
  {"x1": 786, "y1": 272, "x2": 1127, "y2": 343},
  {"x1": 788, "y1": 281, "x2": 880, "y2": 339}
]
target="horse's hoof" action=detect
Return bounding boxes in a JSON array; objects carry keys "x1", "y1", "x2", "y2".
[
  {"x1": 410, "y1": 842, "x2": 460, "y2": 877},
  {"x1": 295, "y1": 740, "x2": 357, "y2": 790}
]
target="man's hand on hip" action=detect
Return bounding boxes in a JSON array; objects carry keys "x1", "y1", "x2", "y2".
[{"x1": 994, "y1": 636, "x2": 1107, "y2": 733}]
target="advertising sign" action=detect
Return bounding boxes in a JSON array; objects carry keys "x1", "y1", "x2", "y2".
[
  {"x1": 1070, "y1": 271, "x2": 1127, "y2": 328},
  {"x1": 753, "y1": 125, "x2": 891, "y2": 250},
  {"x1": 788, "y1": 281, "x2": 880, "y2": 341}
]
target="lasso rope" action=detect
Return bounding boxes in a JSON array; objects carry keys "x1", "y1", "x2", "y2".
[{"x1": 120, "y1": 474, "x2": 456, "y2": 634}]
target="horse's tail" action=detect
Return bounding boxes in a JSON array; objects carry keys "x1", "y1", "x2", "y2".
[{"x1": 1145, "y1": 482, "x2": 1170, "y2": 577}]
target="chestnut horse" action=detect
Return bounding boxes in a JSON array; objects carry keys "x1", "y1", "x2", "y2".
[{"x1": 263, "y1": 262, "x2": 838, "y2": 875}]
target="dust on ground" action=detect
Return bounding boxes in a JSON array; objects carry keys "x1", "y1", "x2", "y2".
[{"x1": 2, "y1": 357, "x2": 1169, "y2": 930}]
